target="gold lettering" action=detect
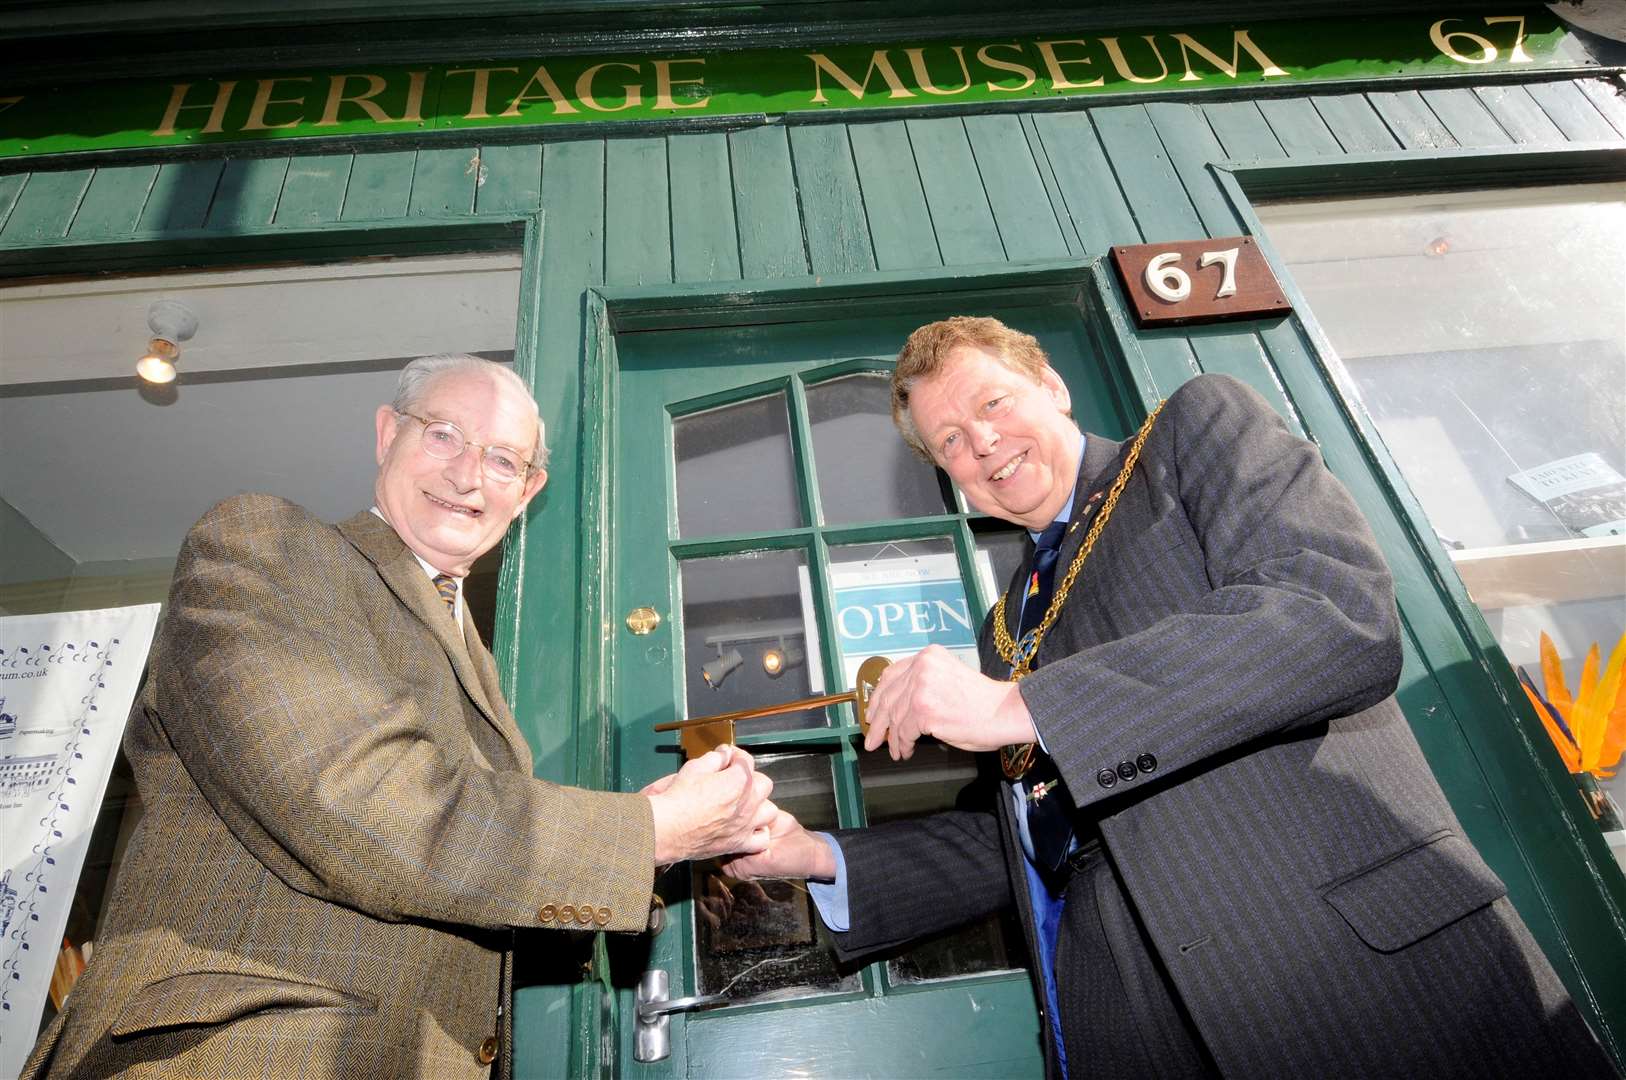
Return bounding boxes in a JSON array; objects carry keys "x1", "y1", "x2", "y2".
[
  {"x1": 500, "y1": 65, "x2": 579, "y2": 116},
  {"x1": 1035, "y1": 40, "x2": 1105, "y2": 90},
  {"x1": 447, "y1": 68, "x2": 518, "y2": 120},
  {"x1": 1172, "y1": 30, "x2": 1288, "y2": 82},
  {"x1": 316, "y1": 73, "x2": 421, "y2": 127},
  {"x1": 400, "y1": 70, "x2": 427, "y2": 124},
  {"x1": 904, "y1": 45, "x2": 972, "y2": 96},
  {"x1": 576, "y1": 62, "x2": 642, "y2": 112},
  {"x1": 243, "y1": 77, "x2": 311, "y2": 132},
  {"x1": 653, "y1": 58, "x2": 709, "y2": 110},
  {"x1": 977, "y1": 43, "x2": 1037, "y2": 92},
  {"x1": 152, "y1": 81, "x2": 237, "y2": 136},
  {"x1": 1100, "y1": 35, "x2": 1170, "y2": 84},
  {"x1": 807, "y1": 50, "x2": 914, "y2": 103}
]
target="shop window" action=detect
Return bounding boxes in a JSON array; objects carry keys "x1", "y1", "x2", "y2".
[
  {"x1": 0, "y1": 251, "x2": 523, "y2": 1026},
  {"x1": 1257, "y1": 183, "x2": 1626, "y2": 872}
]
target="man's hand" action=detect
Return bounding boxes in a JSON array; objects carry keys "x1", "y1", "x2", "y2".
[
  {"x1": 862, "y1": 644, "x2": 1036, "y2": 760},
  {"x1": 722, "y1": 805, "x2": 838, "y2": 881},
  {"x1": 645, "y1": 745, "x2": 777, "y2": 864}
]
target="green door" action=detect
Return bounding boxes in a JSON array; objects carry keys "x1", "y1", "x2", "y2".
[{"x1": 603, "y1": 304, "x2": 1136, "y2": 1077}]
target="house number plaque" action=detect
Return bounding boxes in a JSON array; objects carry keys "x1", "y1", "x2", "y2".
[{"x1": 1110, "y1": 236, "x2": 1292, "y2": 328}]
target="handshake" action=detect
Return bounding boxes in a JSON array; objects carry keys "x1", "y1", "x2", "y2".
[{"x1": 640, "y1": 745, "x2": 835, "y2": 879}]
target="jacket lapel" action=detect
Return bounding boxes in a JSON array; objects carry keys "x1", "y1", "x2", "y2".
[{"x1": 337, "y1": 510, "x2": 530, "y2": 767}]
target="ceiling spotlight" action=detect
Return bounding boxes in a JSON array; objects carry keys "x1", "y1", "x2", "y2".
[
  {"x1": 762, "y1": 643, "x2": 805, "y2": 679},
  {"x1": 701, "y1": 647, "x2": 744, "y2": 690},
  {"x1": 1425, "y1": 236, "x2": 1450, "y2": 258},
  {"x1": 136, "y1": 299, "x2": 199, "y2": 384}
]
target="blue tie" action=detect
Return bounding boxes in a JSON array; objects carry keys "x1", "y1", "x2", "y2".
[{"x1": 1017, "y1": 520, "x2": 1078, "y2": 872}]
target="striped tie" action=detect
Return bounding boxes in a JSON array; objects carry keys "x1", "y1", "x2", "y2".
[{"x1": 432, "y1": 573, "x2": 458, "y2": 615}]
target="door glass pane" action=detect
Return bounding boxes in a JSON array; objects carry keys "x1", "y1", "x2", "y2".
[
  {"x1": 974, "y1": 524, "x2": 1030, "y2": 615},
  {"x1": 806, "y1": 372, "x2": 951, "y2": 524},
  {"x1": 674, "y1": 394, "x2": 802, "y2": 538},
  {"x1": 1257, "y1": 183, "x2": 1626, "y2": 873},
  {"x1": 825, "y1": 538, "x2": 980, "y2": 678},
  {"x1": 692, "y1": 753, "x2": 859, "y2": 1001},
  {"x1": 679, "y1": 550, "x2": 829, "y2": 732}
]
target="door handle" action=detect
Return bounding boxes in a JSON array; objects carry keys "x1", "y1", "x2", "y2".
[{"x1": 634, "y1": 969, "x2": 728, "y2": 1062}]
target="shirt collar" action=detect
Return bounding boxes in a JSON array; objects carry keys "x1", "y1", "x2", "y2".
[{"x1": 370, "y1": 506, "x2": 464, "y2": 625}]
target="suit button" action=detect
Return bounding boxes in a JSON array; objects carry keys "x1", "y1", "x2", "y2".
[
  {"x1": 1096, "y1": 768, "x2": 1117, "y2": 789},
  {"x1": 559, "y1": 904, "x2": 576, "y2": 923},
  {"x1": 477, "y1": 1035, "x2": 500, "y2": 1065},
  {"x1": 1136, "y1": 752, "x2": 1157, "y2": 774},
  {"x1": 538, "y1": 905, "x2": 556, "y2": 922},
  {"x1": 575, "y1": 904, "x2": 594, "y2": 925},
  {"x1": 1116, "y1": 760, "x2": 1137, "y2": 782},
  {"x1": 595, "y1": 907, "x2": 612, "y2": 927}
]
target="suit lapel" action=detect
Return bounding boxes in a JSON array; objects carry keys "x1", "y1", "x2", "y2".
[{"x1": 337, "y1": 511, "x2": 529, "y2": 767}]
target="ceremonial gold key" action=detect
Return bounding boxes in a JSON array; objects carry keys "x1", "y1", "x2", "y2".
[{"x1": 654, "y1": 655, "x2": 891, "y2": 759}]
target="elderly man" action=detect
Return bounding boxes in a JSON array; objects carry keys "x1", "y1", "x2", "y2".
[
  {"x1": 731, "y1": 318, "x2": 1616, "y2": 1079},
  {"x1": 25, "y1": 354, "x2": 774, "y2": 1080}
]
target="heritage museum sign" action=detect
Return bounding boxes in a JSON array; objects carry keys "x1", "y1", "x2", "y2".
[{"x1": 0, "y1": 11, "x2": 1601, "y2": 160}]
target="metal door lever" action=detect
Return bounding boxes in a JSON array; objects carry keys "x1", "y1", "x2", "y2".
[
  {"x1": 637, "y1": 991, "x2": 726, "y2": 1022},
  {"x1": 635, "y1": 969, "x2": 728, "y2": 1062}
]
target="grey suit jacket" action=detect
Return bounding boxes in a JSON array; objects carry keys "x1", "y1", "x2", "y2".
[
  {"x1": 25, "y1": 496, "x2": 656, "y2": 1080},
  {"x1": 831, "y1": 375, "x2": 1611, "y2": 1078}
]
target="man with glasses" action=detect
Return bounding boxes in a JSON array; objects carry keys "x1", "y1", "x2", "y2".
[{"x1": 24, "y1": 354, "x2": 775, "y2": 1080}]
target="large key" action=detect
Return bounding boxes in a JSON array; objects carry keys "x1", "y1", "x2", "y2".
[{"x1": 653, "y1": 655, "x2": 891, "y2": 759}]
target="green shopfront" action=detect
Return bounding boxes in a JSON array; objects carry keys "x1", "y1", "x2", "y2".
[{"x1": 2, "y1": 2, "x2": 1623, "y2": 1075}]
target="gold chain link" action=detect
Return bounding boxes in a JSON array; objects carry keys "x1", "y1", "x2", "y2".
[{"x1": 995, "y1": 401, "x2": 1163, "y2": 778}]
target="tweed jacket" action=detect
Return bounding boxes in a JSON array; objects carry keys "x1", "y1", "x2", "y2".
[
  {"x1": 830, "y1": 374, "x2": 1611, "y2": 1078},
  {"x1": 24, "y1": 495, "x2": 655, "y2": 1080}
]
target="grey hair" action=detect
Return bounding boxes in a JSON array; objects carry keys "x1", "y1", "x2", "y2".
[{"x1": 390, "y1": 353, "x2": 548, "y2": 470}]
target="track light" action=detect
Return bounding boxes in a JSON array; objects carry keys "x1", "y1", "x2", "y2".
[
  {"x1": 761, "y1": 643, "x2": 805, "y2": 679},
  {"x1": 701, "y1": 648, "x2": 744, "y2": 689},
  {"x1": 136, "y1": 299, "x2": 198, "y2": 384}
]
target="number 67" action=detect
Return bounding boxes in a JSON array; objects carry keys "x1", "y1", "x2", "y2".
[{"x1": 1144, "y1": 247, "x2": 1239, "y2": 303}]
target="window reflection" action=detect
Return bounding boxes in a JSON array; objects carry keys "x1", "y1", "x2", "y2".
[
  {"x1": 674, "y1": 394, "x2": 803, "y2": 538},
  {"x1": 806, "y1": 372, "x2": 951, "y2": 524}
]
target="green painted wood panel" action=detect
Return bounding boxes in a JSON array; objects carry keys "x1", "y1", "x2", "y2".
[
  {"x1": 340, "y1": 150, "x2": 416, "y2": 221},
  {"x1": 206, "y1": 157, "x2": 291, "y2": 230},
  {"x1": 1031, "y1": 111, "x2": 1137, "y2": 254},
  {"x1": 787, "y1": 123, "x2": 874, "y2": 275},
  {"x1": 474, "y1": 144, "x2": 543, "y2": 215},
  {"x1": 963, "y1": 113, "x2": 1068, "y2": 263},
  {"x1": 1016, "y1": 114, "x2": 1085, "y2": 258},
  {"x1": 1418, "y1": 87, "x2": 1515, "y2": 147},
  {"x1": 68, "y1": 164, "x2": 158, "y2": 239},
  {"x1": 1525, "y1": 79, "x2": 1623, "y2": 142},
  {"x1": 1575, "y1": 77, "x2": 1626, "y2": 138},
  {"x1": 1257, "y1": 97, "x2": 1343, "y2": 157},
  {"x1": 138, "y1": 160, "x2": 225, "y2": 231},
  {"x1": 274, "y1": 153, "x2": 353, "y2": 224},
  {"x1": 408, "y1": 146, "x2": 479, "y2": 217},
  {"x1": 1201, "y1": 101, "x2": 1286, "y2": 161},
  {"x1": 848, "y1": 120, "x2": 940, "y2": 271},
  {"x1": 668, "y1": 132, "x2": 741, "y2": 283},
  {"x1": 0, "y1": 168, "x2": 91, "y2": 241},
  {"x1": 1145, "y1": 102, "x2": 1243, "y2": 236},
  {"x1": 0, "y1": 174, "x2": 27, "y2": 233},
  {"x1": 604, "y1": 137, "x2": 672, "y2": 286},
  {"x1": 906, "y1": 116, "x2": 1003, "y2": 265},
  {"x1": 728, "y1": 124, "x2": 807, "y2": 279},
  {"x1": 1475, "y1": 85, "x2": 1566, "y2": 143},
  {"x1": 1312, "y1": 93, "x2": 1401, "y2": 153},
  {"x1": 1367, "y1": 90, "x2": 1457, "y2": 150}
]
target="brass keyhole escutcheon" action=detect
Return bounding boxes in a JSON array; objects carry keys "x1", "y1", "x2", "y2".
[{"x1": 625, "y1": 606, "x2": 661, "y2": 635}]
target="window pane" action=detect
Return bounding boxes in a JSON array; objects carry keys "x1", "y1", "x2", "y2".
[
  {"x1": 674, "y1": 394, "x2": 803, "y2": 538},
  {"x1": 973, "y1": 524, "x2": 1029, "y2": 617},
  {"x1": 692, "y1": 753, "x2": 859, "y2": 1001},
  {"x1": 825, "y1": 538, "x2": 979, "y2": 681},
  {"x1": 806, "y1": 372, "x2": 951, "y2": 525},
  {"x1": 1258, "y1": 183, "x2": 1626, "y2": 872},
  {"x1": 678, "y1": 550, "x2": 829, "y2": 733}
]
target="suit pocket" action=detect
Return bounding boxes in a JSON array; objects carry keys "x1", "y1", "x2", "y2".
[
  {"x1": 1321, "y1": 831, "x2": 1507, "y2": 953},
  {"x1": 110, "y1": 971, "x2": 377, "y2": 1038}
]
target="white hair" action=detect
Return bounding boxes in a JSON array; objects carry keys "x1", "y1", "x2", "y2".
[{"x1": 390, "y1": 353, "x2": 548, "y2": 469}]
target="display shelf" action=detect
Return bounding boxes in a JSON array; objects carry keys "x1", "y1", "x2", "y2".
[{"x1": 1449, "y1": 534, "x2": 1626, "y2": 610}]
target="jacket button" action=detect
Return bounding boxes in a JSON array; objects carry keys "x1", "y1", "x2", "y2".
[
  {"x1": 574, "y1": 904, "x2": 594, "y2": 925},
  {"x1": 1096, "y1": 768, "x2": 1117, "y2": 789},
  {"x1": 1116, "y1": 760, "x2": 1137, "y2": 782},
  {"x1": 595, "y1": 907, "x2": 612, "y2": 927},
  {"x1": 477, "y1": 1035, "x2": 500, "y2": 1065},
  {"x1": 538, "y1": 905, "x2": 556, "y2": 922},
  {"x1": 1136, "y1": 752, "x2": 1157, "y2": 774},
  {"x1": 559, "y1": 904, "x2": 576, "y2": 923}
]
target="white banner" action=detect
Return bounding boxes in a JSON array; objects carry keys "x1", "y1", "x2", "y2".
[{"x1": 0, "y1": 605, "x2": 159, "y2": 1080}]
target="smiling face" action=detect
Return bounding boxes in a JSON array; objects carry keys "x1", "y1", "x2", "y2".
[
  {"x1": 373, "y1": 369, "x2": 548, "y2": 576},
  {"x1": 908, "y1": 344, "x2": 1082, "y2": 530}
]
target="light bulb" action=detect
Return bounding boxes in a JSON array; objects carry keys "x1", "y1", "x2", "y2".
[{"x1": 136, "y1": 338, "x2": 178, "y2": 383}]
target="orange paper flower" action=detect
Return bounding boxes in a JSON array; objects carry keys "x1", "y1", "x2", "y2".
[{"x1": 1521, "y1": 631, "x2": 1626, "y2": 779}]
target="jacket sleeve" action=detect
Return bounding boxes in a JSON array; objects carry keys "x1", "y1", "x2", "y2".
[
  {"x1": 152, "y1": 494, "x2": 655, "y2": 932},
  {"x1": 1019, "y1": 374, "x2": 1403, "y2": 811}
]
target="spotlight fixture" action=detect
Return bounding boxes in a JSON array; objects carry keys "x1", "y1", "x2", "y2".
[
  {"x1": 761, "y1": 642, "x2": 805, "y2": 679},
  {"x1": 135, "y1": 299, "x2": 199, "y2": 384},
  {"x1": 701, "y1": 647, "x2": 744, "y2": 689},
  {"x1": 1425, "y1": 236, "x2": 1450, "y2": 258}
]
